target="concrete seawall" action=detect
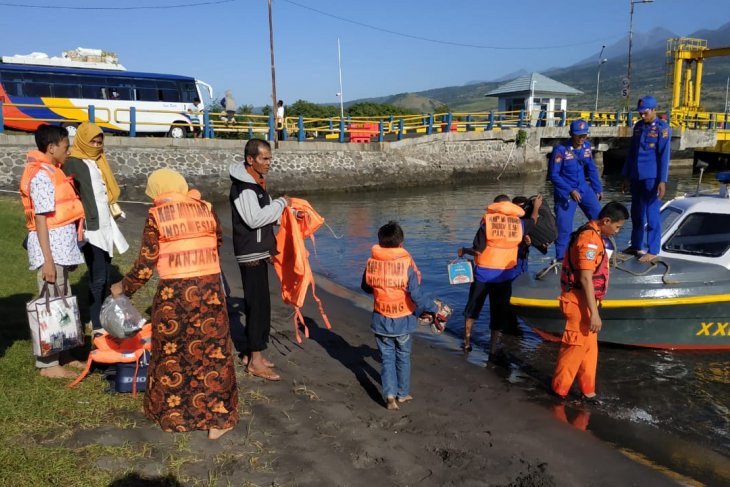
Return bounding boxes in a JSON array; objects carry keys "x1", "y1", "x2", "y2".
[
  {"x1": 0, "y1": 125, "x2": 706, "y2": 198},
  {"x1": 0, "y1": 130, "x2": 545, "y2": 198}
]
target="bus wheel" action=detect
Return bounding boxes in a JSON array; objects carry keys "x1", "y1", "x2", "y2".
[
  {"x1": 168, "y1": 125, "x2": 188, "y2": 139},
  {"x1": 62, "y1": 123, "x2": 79, "y2": 137}
]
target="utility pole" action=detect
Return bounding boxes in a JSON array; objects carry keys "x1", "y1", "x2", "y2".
[
  {"x1": 626, "y1": 0, "x2": 653, "y2": 105},
  {"x1": 268, "y1": 0, "x2": 278, "y2": 147},
  {"x1": 337, "y1": 38, "x2": 345, "y2": 121},
  {"x1": 595, "y1": 45, "x2": 607, "y2": 112}
]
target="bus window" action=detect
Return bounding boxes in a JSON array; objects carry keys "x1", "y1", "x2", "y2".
[
  {"x1": 51, "y1": 74, "x2": 81, "y2": 98},
  {"x1": 180, "y1": 81, "x2": 197, "y2": 103},
  {"x1": 78, "y1": 76, "x2": 107, "y2": 99},
  {"x1": 156, "y1": 79, "x2": 180, "y2": 102},
  {"x1": 0, "y1": 70, "x2": 23, "y2": 96},
  {"x1": 81, "y1": 84, "x2": 105, "y2": 99},
  {"x1": 53, "y1": 83, "x2": 81, "y2": 98},
  {"x1": 133, "y1": 79, "x2": 158, "y2": 101},
  {"x1": 23, "y1": 72, "x2": 52, "y2": 97}
]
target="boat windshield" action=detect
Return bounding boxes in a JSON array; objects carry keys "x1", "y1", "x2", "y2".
[
  {"x1": 663, "y1": 212, "x2": 730, "y2": 257},
  {"x1": 660, "y1": 206, "x2": 683, "y2": 236}
]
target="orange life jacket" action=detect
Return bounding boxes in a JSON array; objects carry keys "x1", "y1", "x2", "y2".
[
  {"x1": 474, "y1": 201, "x2": 525, "y2": 270},
  {"x1": 149, "y1": 191, "x2": 220, "y2": 280},
  {"x1": 365, "y1": 245, "x2": 420, "y2": 319},
  {"x1": 68, "y1": 323, "x2": 152, "y2": 397},
  {"x1": 272, "y1": 198, "x2": 332, "y2": 343},
  {"x1": 19, "y1": 150, "x2": 84, "y2": 233},
  {"x1": 560, "y1": 223, "x2": 609, "y2": 300}
]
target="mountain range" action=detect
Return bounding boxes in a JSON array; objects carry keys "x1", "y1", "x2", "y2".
[{"x1": 347, "y1": 21, "x2": 730, "y2": 113}]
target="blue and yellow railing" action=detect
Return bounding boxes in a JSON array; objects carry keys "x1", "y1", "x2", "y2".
[{"x1": 1, "y1": 100, "x2": 729, "y2": 143}]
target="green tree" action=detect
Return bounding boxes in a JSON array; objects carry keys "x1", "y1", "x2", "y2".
[
  {"x1": 346, "y1": 102, "x2": 416, "y2": 117},
  {"x1": 287, "y1": 99, "x2": 339, "y2": 119}
]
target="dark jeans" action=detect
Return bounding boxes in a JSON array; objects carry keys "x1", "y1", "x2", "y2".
[
  {"x1": 237, "y1": 260, "x2": 271, "y2": 353},
  {"x1": 82, "y1": 242, "x2": 111, "y2": 331}
]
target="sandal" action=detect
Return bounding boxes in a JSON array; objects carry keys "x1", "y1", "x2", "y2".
[
  {"x1": 246, "y1": 365, "x2": 280, "y2": 382},
  {"x1": 240, "y1": 355, "x2": 275, "y2": 368}
]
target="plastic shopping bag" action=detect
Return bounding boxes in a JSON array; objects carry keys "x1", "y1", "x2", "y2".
[
  {"x1": 27, "y1": 283, "x2": 84, "y2": 357},
  {"x1": 100, "y1": 295, "x2": 146, "y2": 338}
]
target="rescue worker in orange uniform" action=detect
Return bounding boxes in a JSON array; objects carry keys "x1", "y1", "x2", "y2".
[
  {"x1": 551, "y1": 201, "x2": 629, "y2": 403},
  {"x1": 458, "y1": 195, "x2": 525, "y2": 358},
  {"x1": 361, "y1": 221, "x2": 437, "y2": 411}
]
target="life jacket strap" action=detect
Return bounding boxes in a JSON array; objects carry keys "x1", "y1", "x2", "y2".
[{"x1": 67, "y1": 356, "x2": 94, "y2": 388}]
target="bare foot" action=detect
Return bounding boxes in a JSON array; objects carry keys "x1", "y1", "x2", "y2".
[
  {"x1": 39, "y1": 365, "x2": 77, "y2": 379},
  {"x1": 63, "y1": 359, "x2": 86, "y2": 370},
  {"x1": 397, "y1": 395, "x2": 413, "y2": 403},
  {"x1": 240, "y1": 355, "x2": 275, "y2": 368},
  {"x1": 208, "y1": 426, "x2": 234, "y2": 440},
  {"x1": 246, "y1": 365, "x2": 280, "y2": 381},
  {"x1": 638, "y1": 253, "x2": 657, "y2": 263},
  {"x1": 386, "y1": 396, "x2": 400, "y2": 410}
]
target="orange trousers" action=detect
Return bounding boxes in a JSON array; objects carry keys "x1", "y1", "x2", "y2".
[{"x1": 551, "y1": 295, "x2": 598, "y2": 398}]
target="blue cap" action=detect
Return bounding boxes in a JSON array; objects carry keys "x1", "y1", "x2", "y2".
[
  {"x1": 637, "y1": 96, "x2": 657, "y2": 112},
  {"x1": 569, "y1": 119, "x2": 589, "y2": 135}
]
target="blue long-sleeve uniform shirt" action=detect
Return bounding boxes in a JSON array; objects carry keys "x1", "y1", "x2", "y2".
[
  {"x1": 361, "y1": 266, "x2": 437, "y2": 337},
  {"x1": 548, "y1": 139, "x2": 603, "y2": 202},
  {"x1": 621, "y1": 118, "x2": 671, "y2": 182}
]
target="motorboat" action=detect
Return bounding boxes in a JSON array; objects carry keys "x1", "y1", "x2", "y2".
[{"x1": 510, "y1": 172, "x2": 730, "y2": 350}]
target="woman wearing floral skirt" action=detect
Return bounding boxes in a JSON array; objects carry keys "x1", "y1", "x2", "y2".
[{"x1": 112, "y1": 169, "x2": 238, "y2": 439}]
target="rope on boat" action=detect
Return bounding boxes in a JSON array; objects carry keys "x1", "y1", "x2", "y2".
[{"x1": 614, "y1": 255, "x2": 679, "y2": 285}]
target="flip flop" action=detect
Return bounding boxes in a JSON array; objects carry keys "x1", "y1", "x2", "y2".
[
  {"x1": 246, "y1": 366, "x2": 280, "y2": 382},
  {"x1": 240, "y1": 355, "x2": 275, "y2": 368}
]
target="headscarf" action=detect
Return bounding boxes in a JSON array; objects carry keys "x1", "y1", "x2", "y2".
[
  {"x1": 69, "y1": 122, "x2": 121, "y2": 204},
  {"x1": 145, "y1": 168, "x2": 189, "y2": 200}
]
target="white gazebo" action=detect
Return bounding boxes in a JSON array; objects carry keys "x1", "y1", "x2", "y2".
[{"x1": 485, "y1": 72, "x2": 582, "y2": 126}]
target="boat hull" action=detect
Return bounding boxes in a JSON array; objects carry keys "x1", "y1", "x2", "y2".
[{"x1": 511, "y1": 257, "x2": 730, "y2": 350}]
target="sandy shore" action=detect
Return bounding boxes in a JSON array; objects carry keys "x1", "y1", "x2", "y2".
[{"x1": 85, "y1": 203, "x2": 680, "y2": 486}]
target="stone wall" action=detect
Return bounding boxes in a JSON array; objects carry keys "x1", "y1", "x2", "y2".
[
  {"x1": 0, "y1": 125, "x2": 702, "y2": 198},
  {"x1": 0, "y1": 130, "x2": 545, "y2": 198}
]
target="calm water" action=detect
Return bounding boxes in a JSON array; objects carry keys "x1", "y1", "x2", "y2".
[{"x1": 217, "y1": 171, "x2": 730, "y2": 485}]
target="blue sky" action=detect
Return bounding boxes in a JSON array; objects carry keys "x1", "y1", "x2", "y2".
[{"x1": 1, "y1": 0, "x2": 728, "y2": 107}]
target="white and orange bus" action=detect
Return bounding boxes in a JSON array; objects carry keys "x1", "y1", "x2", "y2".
[{"x1": 0, "y1": 57, "x2": 213, "y2": 138}]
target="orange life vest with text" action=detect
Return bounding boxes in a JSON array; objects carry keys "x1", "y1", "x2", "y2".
[
  {"x1": 149, "y1": 191, "x2": 220, "y2": 280},
  {"x1": 273, "y1": 197, "x2": 332, "y2": 343},
  {"x1": 19, "y1": 150, "x2": 84, "y2": 232},
  {"x1": 68, "y1": 324, "x2": 152, "y2": 397},
  {"x1": 365, "y1": 245, "x2": 420, "y2": 319},
  {"x1": 475, "y1": 201, "x2": 525, "y2": 270}
]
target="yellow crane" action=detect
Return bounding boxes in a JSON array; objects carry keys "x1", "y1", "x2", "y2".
[{"x1": 667, "y1": 37, "x2": 730, "y2": 114}]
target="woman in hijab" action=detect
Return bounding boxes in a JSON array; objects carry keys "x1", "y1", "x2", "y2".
[
  {"x1": 63, "y1": 123, "x2": 128, "y2": 334},
  {"x1": 111, "y1": 169, "x2": 238, "y2": 440}
]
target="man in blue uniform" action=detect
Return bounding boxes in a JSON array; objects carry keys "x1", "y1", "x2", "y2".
[
  {"x1": 549, "y1": 119, "x2": 603, "y2": 261},
  {"x1": 621, "y1": 96, "x2": 671, "y2": 263}
]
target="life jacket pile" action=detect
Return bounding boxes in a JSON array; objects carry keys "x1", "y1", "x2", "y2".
[
  {"x1": 68, "y1": 324, "x2": 153, "y2": 397},
  {"x1": 474, "y1": 201, "x2": 524, "y2": 270},
  {"x1": 149, "y1": 190, "x2": 220, "y2": 280},
  {"x1": 559, "y1": 223, "x2": 609, "y2": 300},
  {"x1": 365, "y1": 245, "x2": 420, "y2": 318},
  {"x1": 272, "y1": 197, "x2": 332, "y2": 343},
  {"x1": 19, "y1": 150, "x2": 85, "y2": 238}
]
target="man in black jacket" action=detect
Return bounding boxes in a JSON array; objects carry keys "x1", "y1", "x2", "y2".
[{"x1": 229, "y1": 139, "x2": 289, "y2": 381}]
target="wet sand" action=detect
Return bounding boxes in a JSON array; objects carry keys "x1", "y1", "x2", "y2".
[{"x1": 97, "y1": 204, "x2": 680, "y2": 486}]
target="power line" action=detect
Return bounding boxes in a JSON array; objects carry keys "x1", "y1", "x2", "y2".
[
  {"x1": 283, "y1": 0, "x2": 621, "y2": 51},
  {"x1": 0, "y1": 0, "x2": 235, "y2": 10}
]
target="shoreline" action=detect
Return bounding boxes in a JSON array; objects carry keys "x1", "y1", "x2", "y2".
[{"x1": 103, "y1": 203, "x2": 682, "y2": 485}]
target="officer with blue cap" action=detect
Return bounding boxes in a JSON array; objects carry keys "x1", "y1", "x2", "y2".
[
  {"x1": 621, "y1": 95, "x2": 671, "y2": 262},
  {"x1": 548, "y1": 118, "x2": 603, "y2": 261}
]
